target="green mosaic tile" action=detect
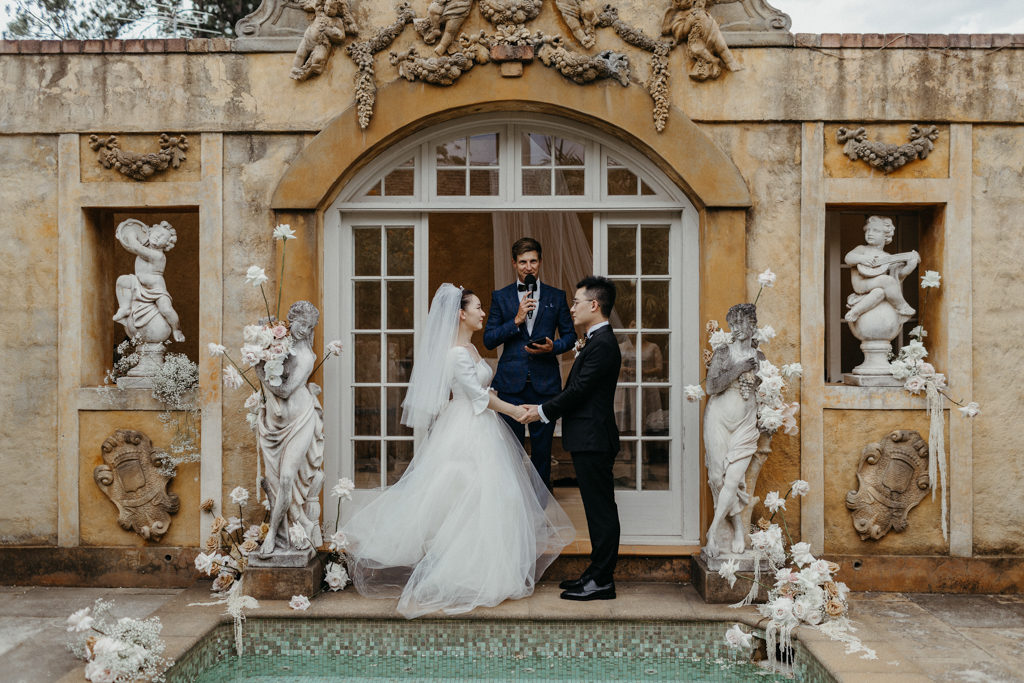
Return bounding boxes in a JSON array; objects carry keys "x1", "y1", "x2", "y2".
[{"x1": 163, "y1": 620, "x2": 836, "y2": 683}]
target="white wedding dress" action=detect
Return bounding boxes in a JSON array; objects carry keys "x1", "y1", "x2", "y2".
[{"x1": 342, "y1": 345, "x2": 575, "y2": 619}]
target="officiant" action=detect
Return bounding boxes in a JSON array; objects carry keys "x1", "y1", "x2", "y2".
[{"x1": 484, "y1": 238, "x2": 577, "y2": 489}]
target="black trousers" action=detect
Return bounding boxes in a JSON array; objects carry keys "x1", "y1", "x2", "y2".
[{"x1": 571, "y1": 449, "x2": 620, "y2": 586}]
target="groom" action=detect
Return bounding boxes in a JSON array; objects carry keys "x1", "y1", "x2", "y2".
[
  {"x1": 520, "y1": 276, "x2": 622, "y2": 601},
  {"x1": 484, "y1": 238, "x2": 577, "y2": 489}
]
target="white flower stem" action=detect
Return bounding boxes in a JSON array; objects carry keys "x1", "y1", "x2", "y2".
[
  {"x1": 768, "y1": 485, "x2": 794, "y2": 524},
  {"x1": 779, "y1": 509, "x2": 795, "y2": 548},
  {"x1": 276, "y1": 241, "x2": 288, "y2": 320},
  {"x1": 259, "y1": 283, "x2": 273, "y2": 321},
  {"x1": 310, "y1": 352, "x2": 337, "y2": 379},
  {"x1": 733, "y1": 573, "x2": 772, "y2": 590},
  {"x1": 753, "y1": 285, "x2": 764, "y2": 306},
  {"x1": 334, "y1": 497, "x2": 343, "y2": 535}
]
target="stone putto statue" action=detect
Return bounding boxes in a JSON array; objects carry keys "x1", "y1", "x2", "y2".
[
  {"x1": 702, "y1": 303, "x2": 765, "y2": 558},
  {"x1": 290, "y1": 0, "x2": 359, "y2": 81},
  {"x1": 555, "y1": 0, "x2": 599, "y2": 48},
  {"x1": 843, "y1": 216, "x2": 920, "y2": 382},
  {"x1": 254, "y1": 301, "x2": 326, "y2": 566},
  {"x1": 113, "y1": 219, "x2": 184, "y2": 388},
  {"x1": 414, "y1": 0, "x2": 473, "y2": 56},
  {"x1": 662, "y1": 0, "x2": 743, "y2": 81}
]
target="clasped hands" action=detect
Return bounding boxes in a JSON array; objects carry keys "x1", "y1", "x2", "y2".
[{"x1": 515, "y1": 404, "x2": 542, "y2": 424}]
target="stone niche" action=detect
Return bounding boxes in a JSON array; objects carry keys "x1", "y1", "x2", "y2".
[
  {"x1": 80, "y1": 209, "x2": 201, "y2": 387},
  {"x1": 823, "y1": 409, "x2": 949, "y2": 556},
  {"x1": 79, "y1": 411, "x2": 200, "y2": 547}
]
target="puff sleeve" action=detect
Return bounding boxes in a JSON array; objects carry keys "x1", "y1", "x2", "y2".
[{"x1": 449, "y1": 347, "x2": 491, "y2": 415}]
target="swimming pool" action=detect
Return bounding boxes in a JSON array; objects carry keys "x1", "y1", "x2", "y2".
[{"x1": 165, "y1": 619, "x2": 834, "y2": 682}]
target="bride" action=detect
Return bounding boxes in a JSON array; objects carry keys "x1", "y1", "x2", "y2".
[{"x1": 342, "y1": 284, "x2": 575, "y2": 618}]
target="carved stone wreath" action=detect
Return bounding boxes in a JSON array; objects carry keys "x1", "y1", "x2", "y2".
[
  {"x1": 846, "y1": 429, "x2": 930, "y2": 541},
  {"x1": 88, "y1": 134, "x2": 189, "y2": 181},
  {"x1": 837, "y1": 124, "x2": 941, "y2": 174},
  {"x1": 94, "y1": 429, "x2": 180, "y2": 541}
]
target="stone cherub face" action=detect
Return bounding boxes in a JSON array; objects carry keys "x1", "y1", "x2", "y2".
[
  {"x1": 147, "y1": 222, "x2": 177, "y2": 251},
  {"x1": 863, "y1": 216, "x2": 895, "y2": 247}
]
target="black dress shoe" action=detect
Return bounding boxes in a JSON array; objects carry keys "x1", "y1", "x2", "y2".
[
  {"x1": 560, "y1": 580, "x2": 616, "y2": 601},
  {"x1": 559, "y1": 576, "x2": 589, "y2": 590}
]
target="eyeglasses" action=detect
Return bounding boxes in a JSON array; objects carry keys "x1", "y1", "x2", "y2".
[{"x1": 570, "y1": 298, "x2": 595, "y2": 308}]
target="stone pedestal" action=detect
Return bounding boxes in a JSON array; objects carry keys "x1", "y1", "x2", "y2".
[
  {"x1": 692, "y1": 554, "x2": 768, "y2": 604},
  {"x1": 116, "y1": 342, "x2": 168, "y2": 389},
  {"x1": 842, "y1": 373, "x2": 903, "y2": 387},
  {"x1": 243, "y1": 554, "x2": 324, "y2": 601}
]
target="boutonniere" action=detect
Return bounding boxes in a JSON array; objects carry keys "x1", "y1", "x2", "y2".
[{"x1": 574, "y1": 337, "x2": 587, "y2": 358}]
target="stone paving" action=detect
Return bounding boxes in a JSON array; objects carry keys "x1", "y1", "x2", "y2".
[{"x1": 1, "y1": 583, "x2": 1021, "y2": 683}]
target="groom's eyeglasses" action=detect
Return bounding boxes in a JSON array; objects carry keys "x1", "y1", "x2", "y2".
[{"x1": 570, "y1": 299, "x2": 595, "y2": 308}]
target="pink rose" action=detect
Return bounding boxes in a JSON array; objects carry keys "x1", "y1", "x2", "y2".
[
  {"x1": 904, "y1": 375, "x2": 926, "y2": 395},
  {"x1": 272, "y1": 325, "x2": 288, "y2": 339},
  {"x1": 269, "y1": 344, "x2": 286, "y2": 357},
  {"x1": 918, "y1": 362, "x2": 935, "y2": 376}
]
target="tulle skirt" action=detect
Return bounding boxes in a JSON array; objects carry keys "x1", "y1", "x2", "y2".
[{"x1": 341, "y1": 398, "x2": 575, "y2": 619}]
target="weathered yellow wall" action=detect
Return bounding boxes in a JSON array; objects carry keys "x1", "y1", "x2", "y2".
[
  {"x1": 823, "y1": 409, "x2": 949, "y2": 555},
  {"x1": 79, "y1": 411, "x2": 199, "y2": 546},
  {"x1": 971, "y1": 125, "x2": 1024, "y2": 555},
  {"x1": 0, "y1": 135, "x2": 59, "y2": 545}
]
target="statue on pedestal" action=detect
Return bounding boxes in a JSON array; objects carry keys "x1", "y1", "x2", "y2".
[
  {"x1": 113, "y1": 219, "x2": 184, "y2": 388},
  {"x1": 702, "y1": 303, "x2": 764, "y2": 559},
  {"x1": 254, "y1": 301, "x2": 325, "y2": 567},
  {"x1": 843, "y1": 216, "x2": 920, "y2": 383}
]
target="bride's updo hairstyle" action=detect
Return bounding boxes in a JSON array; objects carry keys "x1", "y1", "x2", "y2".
[{"x1": 460, "y1": 288, "x2": 476, "y2": 310}]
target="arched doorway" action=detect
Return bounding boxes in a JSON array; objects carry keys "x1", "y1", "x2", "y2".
[{"x1": 321, "y1": 112, "x2": 703, "y2": 544}]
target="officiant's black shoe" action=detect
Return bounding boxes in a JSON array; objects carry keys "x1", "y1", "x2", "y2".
[
  {"x1": 559, "y1": 575, "x2": 590, "y2": 590},
  {"x1": 560, "y1": 580, "x2": 615, "y2": 601}
]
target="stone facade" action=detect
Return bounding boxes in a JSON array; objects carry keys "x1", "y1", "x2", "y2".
[{"x1": 1, "y1": 0, "x2": 1023, "y2": 588}]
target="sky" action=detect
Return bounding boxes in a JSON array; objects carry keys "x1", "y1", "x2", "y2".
[{"x1": 3, "y1": 0, "x2": 1024, "y2": 37}]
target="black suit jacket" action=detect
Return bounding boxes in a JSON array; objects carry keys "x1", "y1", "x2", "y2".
[{"x1": 541, "y1": 324, "x2": 622, "y2": 454}]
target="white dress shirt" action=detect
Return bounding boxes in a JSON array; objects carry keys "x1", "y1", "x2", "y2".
[
  {"x1": 537, "y1": 321, "x2": 609, "y2": 424},
  {"x1": 517, "y1": 278, "x2": 541, "y2": 337}
]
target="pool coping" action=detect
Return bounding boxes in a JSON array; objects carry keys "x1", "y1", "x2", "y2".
[{"x1": 55, "y1": 582, "x2": 928, "y2": 683}]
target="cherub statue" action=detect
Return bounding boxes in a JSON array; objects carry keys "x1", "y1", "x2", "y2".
[
  {"x1": 555, "y1": 0, "x2": 599, "y2": 48},
  {"x1": 290, "y1": 0, "x2": 359, "y2": 82},
  {"x1": 661, "y1": 0, "x2": 742, "y2": 81},
  {"x1": 413, "y1": 0, "x2": 472, "y2": 56},
  {"x1": 844, "y1": 215, "x2": 919, "y2": 323},
  {"x1": 256, "y1": 301, "x2": 325, "y2": 562},
  {"x1": 113, "y1": 219, "x2": 184, "y2": 345},
  {"x1": 703, "y1": 303, "x2": 765, "y2": 557}
]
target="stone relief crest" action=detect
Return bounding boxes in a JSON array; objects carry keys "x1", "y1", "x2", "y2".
[
  {"x1": 88, "y1": 134, "x2": 189, "y2": 181},
  {"x1": 846, "y1": 429, "x2": 930, "y2": 541},
  {"x1": 94, "y1": 429, "x2": 180, "y2": 542}
]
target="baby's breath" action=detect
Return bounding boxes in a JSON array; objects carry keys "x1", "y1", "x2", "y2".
[{"x1": 151, "y1": 353, "x2": 202, "y2": 477}]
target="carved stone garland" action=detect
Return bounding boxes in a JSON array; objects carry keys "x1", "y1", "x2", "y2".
[
  {"x1": 837, "y1": 125, "x2": 941, "y2": 174},
  {"x1": 846, "y1": 429, "x2": 930, "y2": 541},
  {"x1": 88, "y1": 134, "x2": 189, "y2": 181},
  {"x1": 346, "y1": 2, "x2": 417, "y2": 130},
  {"x1": 94, "y1": 429, "x2": 180, "y2": 541}
]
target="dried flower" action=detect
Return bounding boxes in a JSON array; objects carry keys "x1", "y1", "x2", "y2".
[
  {"x1": 273, "y1": 224, "x2": 296, "y2": 241},
  {"x1": 705, "y1": 320, "x2": 719, "y2": 335},
  {"x1": 211, "y1": 517, "x2": 227, "y2": 534},
  {"x1": 827, "y1": 561, "x2": 841, "y2": 575},
  {"x1": 240, "y1": 539, "x2": 259, "y2": 555},
  {"x1": 229, "y1": 487, "x2": 249, "y2": 506},
  {"x1": 204, "y1": 536, "x2": 220, "y2": 553},
  {"x1": 684, "y1": 384, "x2": 706, "y2": 403},
  {"x1": 825, "y1": 599, "x2": 845, "y2": 616},
  {"x1": 245, "y1": 265, "x2": 268, "y2": 287},
  {"x1": 212, "y1": 573, "x2": 235, "y2": 592},
  {"x1": 959, "y1": 402, "x2": 981, "y2": 418},
  {"x1": 200, "y1": 498, "x2": 214, "y2": 511},
  {"x1": 260, "y1": 522, "x2": 270, "y2": 537},
  {"x1": 702, "y1": 348, "x2": 714, "y2": 367},
  {"x1": 289, "y1": 595, "x2": 311, "y2": 611},
  {"x1": 920, "y1": 270, "x2": 941, "y2": 288},
  {"x1": 757, "y1": 517, "x2": 771, "y2": 531}
]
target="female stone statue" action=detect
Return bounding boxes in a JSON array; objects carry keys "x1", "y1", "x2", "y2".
[
  {"x1": 256, "y1": 301, "x2": 325, "y2": 560},
  {"x1": 703, "y1": 303, "x2": 764, "y2": 557}
]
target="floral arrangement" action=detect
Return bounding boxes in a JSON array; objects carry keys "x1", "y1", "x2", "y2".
[
  {"x1": 191, "y1": 486, "x2": 267, "y2": 593},
  {"x1": 888, "y1": 269, "x2": 979, "y2": 540},
  {"x1": 65, "y1": 599, "x2": 170, "y2": 683},
  {"x1": 289, "y1": 476, "x2": 356, "y2": 610},
  {"x1": 684, "y1": 269, "x2": 802, "y2": 438},
  {"x1": 719, "y1": 483, "x2": 875, "y2": 667}
]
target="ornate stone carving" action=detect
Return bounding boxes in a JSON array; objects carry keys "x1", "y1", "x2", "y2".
[
  {"x1": 254, "y1": 301, "x2": 326, "y2": 567},
  {"x1": 837, "y1": 125, "x2": 941, "y2": 174},
  {"x1": 535, "y1": 35, "x2": 629, "y2": 86},
  {"x1": 414, "y1": 0, "x2": 473, "y2": 56},
  {"x1": 598, "y1": 5, "x2": 673, "y2": 131},
  {"x1": 391, "y1": 33, "x2": 492, "y2": 85},
  {"x1": 235, "y1": 0, "x2": 311, "y2": 37},
  {"x1": 555, "y1": 0, "x2": 598, "y2": 48},
  {"x1": 94, "y1": 429, "x2": 180, "y2": 541},
  {"x1": 662, "y1": 0, "x2": 742, "y2": 81},
  {"x1": 346, "y1": 2, "x2": 418, "y2": 129},
  {"x1": 847, "y1": 430, "x2": 930, "y2": 540},
  {"x1": 290, "y1": 0, "x2": 359, "y2": 81},
  {"x1": 842, "y1": 216, "x2": 920, "y2": 384},
  {"x1": 711, "y1": 0, "x2": 791, "y2": 35},
  {"x1": 88, "y1": 134, "x2": 189, "y2": 181},
  {"x1": 479, "y1": 0, "x2": 542, "y2": 27},
  {"x1": 113, "y1": 219, "x2": 185, "y2": 389}
]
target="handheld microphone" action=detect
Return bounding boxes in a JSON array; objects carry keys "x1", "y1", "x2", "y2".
[{"x1": 524, "y1": 274, "x2": 537, "y2": 320}]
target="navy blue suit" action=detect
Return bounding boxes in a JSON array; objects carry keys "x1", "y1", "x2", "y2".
[{"x1": 484, "y1": 282, "x2": 577, "y2": 485}]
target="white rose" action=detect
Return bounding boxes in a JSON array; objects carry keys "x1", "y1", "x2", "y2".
[
  {"x1": 758, "y1": 359, "x2": 780, "y2": 378},
  {"x1": 902, "y1": 339, "x2": 928, "y2": 362},
  {"x1": 781, "y1": 363, "x2": 802, "y2": 379},
  {"x1": 66, "y1": 607, "x2": 93, "y2": 632},
  {"x1": 769, "y1": 597, "x2": 795, "y2": 623},
  {"x1": 289, "y1": 523, "x2": 308, "y2": 548},
  {"x1": 763, "y1": 491, "x2": 786, "y2": 513},
  {"x1": 289, "y1": 595, "x2": 311, "y2": 611},
  {"x1": 754, "y1": 326, "x2": 776, "y2": 345},
  {"x1": 240, "y1": 344, "x2": 263, "y2": 366},
  {"x1": 812, "y1": 559, "x2": 832, "y2": 576},
  {"x1": 273, "y1": 224, "x2": 297, "y2": 241},
  {"x1": 243, "y1": 325, "x2": 261, "y2": 342},
  {"x1": 757, "y1": 268, "x2": 777, "y2": 288},
  {"x1": 244, "y1": 392, "x2": 261, "y2": 412},
  {"x1": 790, "y1": 541, "x2": 815, "y2": 567},
  {"x1": 725, "y1": 624, "x2": 753, "y2": 649},
  {"x1": 959, "y1": 402, "x2": 980, "y2": 418},
  {"x1": 225, "y1": 516, "x2": 242, "y2": 534},
  {"x1": 243, "y1": 525, "x2": 262, "y2": 542},
  {"x1": 790, "y1": 479, "x2": 810, "y2": 497},
  {"x1": 194, "y1": 551, "x2": 215, "y2": 575},
  {"x1": 717, "y1": 559, "x2": 740, "y2": 588},
  {"x1": 758, "y1": 407, "x2": 784, "y2": 432},
  {"x1": 920, "y1": 270, "x2": 941, "y2": 288},
  {"x1": 326, "y1": 562, "x2": 349, "y2": 591},
  {"x1": 909, "y1": 326, "x2": 928, "y2": 338},
  {"x1": 709, "y1": 330, "x2": 732, "y2": 348},
  {"x1": 245, "y1": 265, "x2": 269, "y2": 288},
  {"x1": 328, "y1": 530, "x2": 348, "y2": 551},
  {"x1": 327, "y1": 340, "x2": 344, "y2": 356},
  {"x1": 207, "y1": 343, "x2": 226, "y2": 357},
  {"x1": 92, "y1": 636, "x2": 124, "y2": 656},
  {"x1": 83, "y1": 660, "x2": 117, "y2": 683},
  {"x1": 331, "y1": 478, "x2": 355, "y2": 500},
  {"x1": 223, "y1": 366, "x2": 245, "y2": 391},
  {"x1": 684, "y1": 384, "x2": 706, "y2": 403},
  {"x1": 229, "y1": 487, "x2": 249, "y2": 506}
]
